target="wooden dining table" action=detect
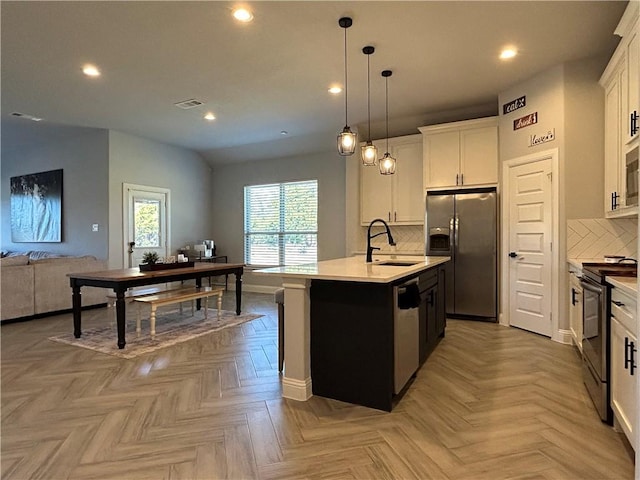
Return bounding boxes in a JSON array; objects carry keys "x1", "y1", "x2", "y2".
[{"x1": 68, "y1": 262, "x2": 244, "y2": 349}]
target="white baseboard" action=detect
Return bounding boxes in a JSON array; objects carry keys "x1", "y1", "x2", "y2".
[
  {"x1": 553, "y1": 328, "x2": 573, "y2": 345},
  {"x1": 282, "y1": 376, "x2": 313, "y2": 401}
]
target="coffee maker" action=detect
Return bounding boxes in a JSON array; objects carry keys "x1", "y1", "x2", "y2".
[{"x1": 203, "y1": 240, "x2": 215, "y2": 257}]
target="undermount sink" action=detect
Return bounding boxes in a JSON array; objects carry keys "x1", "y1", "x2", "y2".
[{"x1": 375, "y1": 261, "x2": 420, "y2": 267}]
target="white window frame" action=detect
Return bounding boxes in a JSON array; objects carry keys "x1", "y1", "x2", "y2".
[{"x1": 244, "y1": 180, "x2": 318, "y2": 267}]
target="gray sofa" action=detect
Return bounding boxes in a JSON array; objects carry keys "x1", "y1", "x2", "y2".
[{"x1": 1, "y1": 252, "x2": 107, "y2": 321}]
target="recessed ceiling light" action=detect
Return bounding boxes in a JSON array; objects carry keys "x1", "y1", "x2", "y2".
[
  {"x1": 500, "y1": 48, "x2": 518, "y2": 60},
  {"x1": 82, "y1": 64, "x2": 101, "y2": 77},
  {"x1": 328, "y1": 86, "x2": 342, "y2": 94},
  {"x1": 204, "y1": 112, "x2": 216, "y2": 121},
  {"x1": 232, "y1": 7, "x2": 253, "y2": 22}
]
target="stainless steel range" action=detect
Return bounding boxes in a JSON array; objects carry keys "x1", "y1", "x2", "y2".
[{"x1": 580, "y1": 262, "x2": 637, "y2": 424}]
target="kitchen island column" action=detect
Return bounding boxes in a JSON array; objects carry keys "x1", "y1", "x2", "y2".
[{"x1": 281, "y1": 278, "x2": 313, "y2": 400}]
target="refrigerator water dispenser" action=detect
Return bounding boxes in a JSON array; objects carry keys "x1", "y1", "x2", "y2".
[{"x1": 428, "y1": 228, "x2": 450, "y2": 251}]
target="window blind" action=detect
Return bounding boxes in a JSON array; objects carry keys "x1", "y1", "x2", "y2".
[{"x1": 244, "y1": 180, "x2": 318, "y2": 266}]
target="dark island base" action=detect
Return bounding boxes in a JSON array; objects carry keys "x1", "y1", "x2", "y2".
[{"x1": 310, "y1": 266, "x2": 446, "y2": 412}]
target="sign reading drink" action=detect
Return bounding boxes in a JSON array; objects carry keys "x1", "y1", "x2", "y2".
[
  {"x1": 529, "y1": 129, "x2": 555, "y2": 147},
  {"x1": 502, "y1": 95, "x2": 526, "y2": 115},
  {"x1": 513, "y1": 112, "x2": 538, "y2": 130}
]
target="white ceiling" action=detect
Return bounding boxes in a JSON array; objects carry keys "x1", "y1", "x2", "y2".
[{"x1": 1, "y1": 1, "x2": 628, "y2": 165}]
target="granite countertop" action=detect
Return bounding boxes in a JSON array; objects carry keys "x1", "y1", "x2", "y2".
[
  {"x1": 254, "y1": 255, "x2": 450, "y2": 283},
  {"x1": 606, "y1": 276, "x2": 637, "y2": 296}
]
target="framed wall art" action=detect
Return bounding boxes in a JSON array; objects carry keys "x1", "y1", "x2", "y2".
[{"x1": 10, "y1": 169, "x2": 63, "y2": 242}]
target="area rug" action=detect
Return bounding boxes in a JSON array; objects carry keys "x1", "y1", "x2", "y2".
[{"x1": 49, "y1": 309, "x2": 263, "y2": 359}]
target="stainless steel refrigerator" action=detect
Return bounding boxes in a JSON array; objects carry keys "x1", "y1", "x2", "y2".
[{"x1": 425, "y1": 187, "x2": 497, "y2": 321}]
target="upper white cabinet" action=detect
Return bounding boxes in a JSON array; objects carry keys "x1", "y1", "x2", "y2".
[
  {"x1": 419, "y1": 117, "x2": 498, "y2": 189},
  {"x1": 360, "y1": 134, "x2": 424, "y2": 226},
  {"x1": 600, "y1": 1, "x2": 639, "y2": 218}
]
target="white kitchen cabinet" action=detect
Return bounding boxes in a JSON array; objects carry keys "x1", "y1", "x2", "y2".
[
  {"x1": 610, "y1": 285, "x2": 637, "y2": 449},
  {"x1": 569, "y1": 267, "x2": 583, "y2": 352},
  {"x1": 419, "y1": 117, "x2": 498, "y2": 189},
  {"x1": 600, "y1": 1, "x2": 639, "y2": 218},
  {"x1": 360, "y1": 134, "x2": 424, "y2": 226}
]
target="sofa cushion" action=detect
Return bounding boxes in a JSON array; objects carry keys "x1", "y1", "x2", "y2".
[
  {"x1": 0, "y1": 255, "x2": 30, "y2": 267},
  {"x1": 0, "y1": 261, "x2": 34, "y2": 320},
  {"x1": 33, "y1": 256, "x2": 107, "y2": 314},
  {"x1": 31, "y1": 255, "x2": 95, "y2": 265}
]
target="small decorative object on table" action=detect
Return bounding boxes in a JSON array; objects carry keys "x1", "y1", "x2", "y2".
[
  {"x1": 139, "y1": 251, "x2": 194, "y2": 271},
  {"x1": 139, "y1": 261, "x2": 194, "y2": 272},
  {"x1": 141, "y1": 251, "x2": 159, "y2": 265}
]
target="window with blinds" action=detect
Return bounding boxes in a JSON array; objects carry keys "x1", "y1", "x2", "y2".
[{"x1": 244, "y1": 180, "x2": 318, "y2": 266}]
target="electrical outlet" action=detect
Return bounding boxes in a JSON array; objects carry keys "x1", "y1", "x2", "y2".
[{"x1": 92, "y1": 224, "x2": 99, "y2": 232}]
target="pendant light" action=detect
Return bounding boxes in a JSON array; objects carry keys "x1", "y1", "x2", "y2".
[
  {"x1": 337, "y1": 17, "x2": 357, "y2": 156},
  {"x1": 361, "y1": 46, "x2": 378, "y2": 165},
  {"x1": 379, "y1": 70, "x2": 397, "y2": 175}
]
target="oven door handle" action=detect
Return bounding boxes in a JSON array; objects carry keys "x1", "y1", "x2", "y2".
[{"x1": 580, "y1": 279, "x2": 603, "y2": 295}]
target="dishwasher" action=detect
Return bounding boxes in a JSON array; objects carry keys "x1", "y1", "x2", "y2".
[{"x1": 394, "y1": 279, "x2": 421, "y2": 394}]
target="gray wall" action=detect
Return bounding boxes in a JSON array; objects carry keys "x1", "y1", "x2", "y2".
[
  {"x1": 1, "y1": 127, "x2": 109, "y2": 258},
  {"x1": 108, "y1": 130, "x2": 213, "y2": 268},
  {"x1": 564, "y1": 55, "x2": 607, "y2": 219},
  {"x1": 498, "y1": 56, "x2": 607, "y2": 333},
  {"x1": 211, "y1": 150, "x2": 346, "y2": 289}
]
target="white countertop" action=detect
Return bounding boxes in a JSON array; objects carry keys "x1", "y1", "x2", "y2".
[
  {"x1": 254, "y1": 255, "x2": 450, "y2": 283},
  {"x1": 606, "y1": 276, "x2": 638, "y2": 296}
]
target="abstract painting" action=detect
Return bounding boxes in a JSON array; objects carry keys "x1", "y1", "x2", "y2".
[{"x1": 10, "y1": 169, "x2": 63, "y2": 242}]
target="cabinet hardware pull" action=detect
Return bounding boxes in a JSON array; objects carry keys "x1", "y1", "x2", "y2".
[
  {"x1": 625, "y1": 337, "x2": 630, "y2": 370},
  {"x1": 460, "y1": 173, "x2": 464, "y2": 185},
  {"x1": 394, "y1": 212, "x2": 397, "y2": 222},
  {"x1": 571, "y1": 287, "x2": 576, "y2": 306},
  {"x1": 631, "y1": 111, "x2": 639, "y2": 136},
  {"x1": 456, "y1": 174, "x2": 459, "y2": 186},
  {"x1": 627, "y1": 339, "x2": 637, "y2": 375},
  {"x1": 388, "y1": 212, "x2": 391, "y2": 222},
  {"x1": 613, "y1": 300, "x2": 625, "y2": 307},
  {"x1": 624, "y1": 337, "x2": 636, "y2": 374}
]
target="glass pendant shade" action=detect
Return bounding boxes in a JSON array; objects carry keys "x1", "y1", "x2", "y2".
[
  {"x1": 379, "y1": 69, "x2": 396, "y2": 175},
  {"x1": 337, "y1": 17, "x2": 356, "y2": 157},
  {"x1": 361, "y1": 142, "x2": 378, "y2": 165},
  {"x1": 379, "y1": 152, "x2": 397, "y2": 175},
  {"x1": 361, "y1": 45, "x2": 377, "y2": 166},
  {"x1": 337, "y1": 127, "x2": 357, "y2": 156}
]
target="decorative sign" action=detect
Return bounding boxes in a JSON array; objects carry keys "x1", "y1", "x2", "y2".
[
  {"x1": 529, "y1": 129, "x2": 556, "y2": 147},
  {"x1": 502, "y1": 95, "x2": 526, "y2": 115},
  {"x1": 513, "y1": 112, "x2": 538, "y2": 130}
]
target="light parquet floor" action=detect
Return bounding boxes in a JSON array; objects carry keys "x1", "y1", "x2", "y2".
[{"x1": 1, "y1": 292, "x2": 635, "y2": 479}]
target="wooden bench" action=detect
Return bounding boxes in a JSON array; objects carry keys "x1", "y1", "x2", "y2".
[
  {"x1": 106, "y1": 285, "x2": 188, "y2": 307},
  {"x1": 133, "y1": 286, "x2": 224, "y2": 338}
]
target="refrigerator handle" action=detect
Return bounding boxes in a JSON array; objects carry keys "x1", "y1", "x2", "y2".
[
  {"x1": 454, "y1": 216, "x2": 459, "y2": 253},
  {"x1": 449, "y1": 217, "x2": 456, "y2": 258}
]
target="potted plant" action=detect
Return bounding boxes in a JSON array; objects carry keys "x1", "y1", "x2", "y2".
[{"x1": 141, "y1": 251, "x2": 159, "y2": 265}]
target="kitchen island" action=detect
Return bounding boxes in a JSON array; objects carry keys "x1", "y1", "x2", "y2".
[{"x1": 255, "y1": 255, "x2": 450, "y2": 410}]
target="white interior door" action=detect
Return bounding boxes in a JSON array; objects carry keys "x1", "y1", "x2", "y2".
[
  {"x1": 507, "y1": 158, "x2": 553, "y2": 337},
  {"x1": 123, "y1": 184, "x2": 170, "y2": 268}
]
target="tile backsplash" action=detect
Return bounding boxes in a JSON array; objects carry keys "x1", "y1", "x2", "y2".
[
  {"x1": 567, "y1": 218, "x2": 637, "y2": 260},
  {"x1": 356, "y1": 225, "x2": 425, "y2": 253}
]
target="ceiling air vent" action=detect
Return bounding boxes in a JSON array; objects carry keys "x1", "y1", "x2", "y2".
[
  {"x1": 174, "y1": 99, "x2": 204, "y2": 109},
  {"x1": 11, "y1": 112, "x2": 42, "y2": 121}
]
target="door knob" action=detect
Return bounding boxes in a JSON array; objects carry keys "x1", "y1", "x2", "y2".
[{"x1": 509, "y1": 252, "x2": 518, "y2": 258}]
